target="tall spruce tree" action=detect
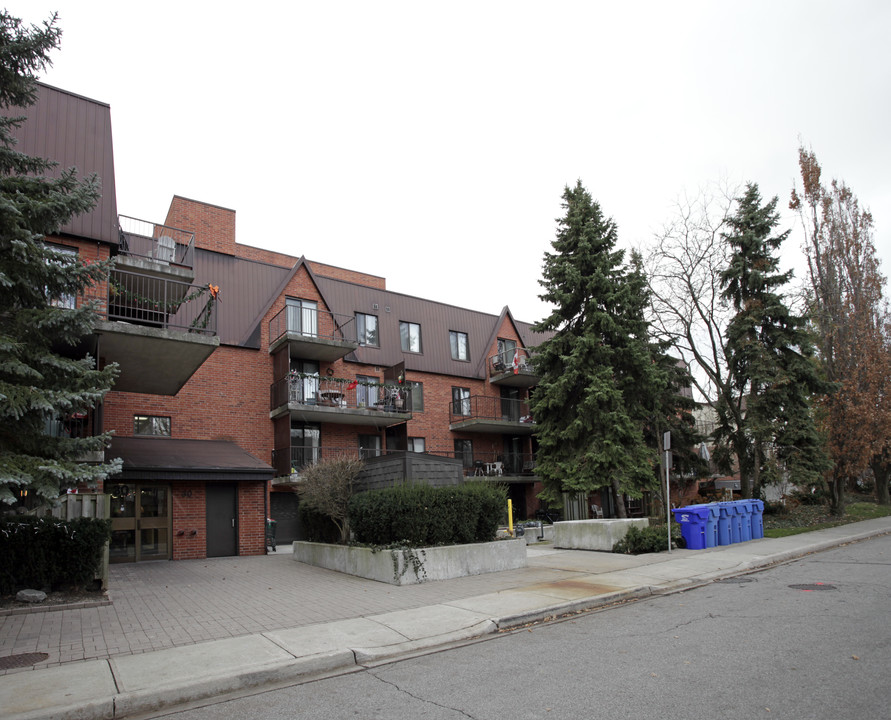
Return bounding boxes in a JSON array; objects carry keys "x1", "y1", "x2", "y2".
[
  {"x1": 717, "y1": 183, "x2": 830, "y2": 499},
  {"x1": 0, "y1": 11, "x2": 120, "y2": 505},
  {"x1": 531, "y1": 181, "x2": 661, "y2": 516}
]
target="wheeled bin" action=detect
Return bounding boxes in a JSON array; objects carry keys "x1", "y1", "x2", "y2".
[
  {"x1": 748, "y1": 499, "x2": 764, "y2": 539},
  {"x1": 672, "y1": 505, "x2": 718, "y2": 549},
  {"x1": 716, "y1": 503, "x2": 734, "y2": 545},
  {"x1": 265, "y1": 518, "x2": 277, "y2": 552}
]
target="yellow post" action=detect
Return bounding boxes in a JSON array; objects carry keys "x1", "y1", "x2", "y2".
[{"x1": 508, "y1": 499, "x2": 514, "y2": 537}]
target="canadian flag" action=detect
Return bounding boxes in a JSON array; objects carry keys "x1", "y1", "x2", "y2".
[{"x1": 512, "y1": 350, "x2": 520, "y2": 374}]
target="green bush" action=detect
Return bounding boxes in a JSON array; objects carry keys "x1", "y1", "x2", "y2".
[
  {"x1": 613, "y1": 524, "x2": 685, "y2": 555},
  {"x1": 298, "y1": 504, "x2": 341, "y2": 543},
  {"x1": 349, "y1": 481, "x2": 507, "y2": 546},
  {"x1": 0, "y1": 516, "x2": 111, "y2": 595}
]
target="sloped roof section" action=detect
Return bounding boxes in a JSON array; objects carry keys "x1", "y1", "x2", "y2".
[
  {"x1": 8, "y1": 83, "x2": 118, "y2": 244},
  {"x1": 108, "y1": 437, "x2": 273, "y2": 481},
  {"x1": 315, "y1": 276, "x2": 550, "y2": 379}
]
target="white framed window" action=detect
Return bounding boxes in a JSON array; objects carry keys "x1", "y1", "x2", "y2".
[
  {"x1": 286, "y1": 298, "x2": 318, "y2": 337},
  {"x1": 46, "y1": 243, "x2": 77, "y2": 309},
  {"x1": 356, "y1": 313, "x2": 379, "y2": 346},
  {"x1": 399, "y1": 321, "x2": 422, "y2": 353},
  {"x1": 407, "y1": 437, "x2": 426, "y2": 453},
  {"x1": 449, "y1": 331, "x2": 469, "y2": 361}
]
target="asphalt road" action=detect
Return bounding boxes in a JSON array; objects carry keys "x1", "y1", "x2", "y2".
[{"x1": 152, "y1": 534, "x2": 891, "y2": 720}]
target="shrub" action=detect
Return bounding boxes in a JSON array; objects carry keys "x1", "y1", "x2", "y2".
[
  {"x1": 349, "y1": 482, "x2": 507, "y2": 546},
  {"x1": 296, "y1": 455, "x2": 364, "y2": 543},
  {"x1": 297, "y1": 504, "x2": 341, "y2": 543},
  {"x1": 613, "y1": 524, "x2": 685, "y2": 555},
  {"x1": 0, "y1": 515, "x2": 111, "y2": 595}
]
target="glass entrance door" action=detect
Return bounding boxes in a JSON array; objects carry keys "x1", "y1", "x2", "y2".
[{"x1": 109, "y1": 483, "x2": 171, "y2": 562}]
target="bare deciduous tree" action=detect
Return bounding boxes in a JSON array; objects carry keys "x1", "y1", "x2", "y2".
[{"x1": 296, "y1": 455, "x2": 365, "y2": 543}]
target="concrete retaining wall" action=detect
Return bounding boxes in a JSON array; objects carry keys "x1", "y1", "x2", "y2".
[
  {"x1": 294, "y1": 538, "x2": 527, "y2": 585},
  {"x1": 554, "y1": 518, "x2": 649, "y2": 551}
]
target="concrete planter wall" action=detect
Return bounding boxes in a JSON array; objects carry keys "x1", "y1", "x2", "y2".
[
  {"x1": 294, "y1": 538, "x2": 527, "y2": 586},
  {"x1": 554, "y1": 518, "x2": 649, "y2": 551}
]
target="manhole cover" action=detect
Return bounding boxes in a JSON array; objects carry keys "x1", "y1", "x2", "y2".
[
  {"x1": 789, "y1": 583, "x2": 837, "y2": 591},
  {"x1": 716, "y1": 577, "x2": 754, "y2": 584},
  {"x1": 0, "y1": 652, "x2": 50, "y2": 670}
]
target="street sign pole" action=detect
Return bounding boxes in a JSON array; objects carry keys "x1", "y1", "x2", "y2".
[{"x1": 663, "y1": 431, "x2": 672, "y2": 553}]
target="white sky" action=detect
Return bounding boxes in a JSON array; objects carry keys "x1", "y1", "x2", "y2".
[{"x1": 9, "y1": 1, "x2": 891, "y2": 323}]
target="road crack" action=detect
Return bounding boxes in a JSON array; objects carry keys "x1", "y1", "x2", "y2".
[{"x1": 368, "y1": 670, "x2": 477, "y2": 719}]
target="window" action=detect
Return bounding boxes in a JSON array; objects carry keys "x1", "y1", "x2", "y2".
[
  {"x1": 407, "y1": 437, "x2": 426, "y2": 453},
  {"x1": 356, "y1": 313, "x2": 379, "y2": 347},
  {"x1": 355, "y1": 374, "x2": 378, "y2": 407},
  {"x1": 452, "y1": 387, "x2": 471, "y2": 416},
  {"x1": 290, "y1": 360, "x2": 320, "y2": 403},
  {"x1": 454, "y1": 439, "x2": 473, "y2": 468},
  {"x1": 359, "y1": 434, "x2": 382, "y2": 459},
  {"x1": 496, "y1": 337, "x2": 517, "y2": 369},
  {"x1": 409, "y1": 381, "x2": 424, "y2": 412},
  {"x1": 399, "y1": 321, "x2": 422, "y2": 353},
  {"x1": 286, "y1": 298, "x2": 318, "y2": 337},
  {"x1": 290, "y1": 422, "x2": 320, "y2": 471},
  {"x1": 46, "y1": 244, "x2": 77, "y2": 309},
  {"x1": 449, "y1": 331, "x2": 469, "y2": 361},
  {"x1": 134, "y1": 415, "x2": 171, "y2": 436}
]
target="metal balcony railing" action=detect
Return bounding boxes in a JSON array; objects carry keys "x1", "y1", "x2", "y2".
[
  {"x1": 118, "y1": 215, "x2": 195, "y2": 268},
  {"x1": 268, "y1": 306, "x2": 358, "y2": 346},
  {"x1": 107, "y1": 268, "x2": 217, "y2": 335},
  {"x1": 448, "y1": 395, "x2": 533, "y2": 425},
  {"x1": 488, "y1": 347, "x2": 536, "y2": 376},
  {"x1": 270, "y1": 375, "x2": 412, "y2": 413}
]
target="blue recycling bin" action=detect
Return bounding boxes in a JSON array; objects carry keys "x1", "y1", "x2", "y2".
[
  {"x1": 736, "y1": 500, "x2": 752, "y2": 542},
  {"x1": 727, "y1": 503, "x2": 743, "y2": 543},
  {"x1": 716, "y1": 503, "x2": 734, "y2": 545},
  {"x1": 672, "y1": 504, "x2": 718, "y2": 549},
  {"x1": 748, "y1": 499, "x2": 764, "y2": 539}
]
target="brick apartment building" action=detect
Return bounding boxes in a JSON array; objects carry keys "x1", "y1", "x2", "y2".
[{"x1": 13, "y1": 83, "x2": 546, "y2": 563}]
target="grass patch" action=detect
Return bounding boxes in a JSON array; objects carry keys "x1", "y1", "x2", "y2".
[{"x1": 763, "y1": 496, "x2": 891, "y2": 538}]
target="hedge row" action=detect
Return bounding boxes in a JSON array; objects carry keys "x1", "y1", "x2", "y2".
[
  {"x1": 0, "y1": 516, "x2": 111, "y2": 595},
  {"x1": 348, "y1": 482, "x2": 506, "y2": 546}
]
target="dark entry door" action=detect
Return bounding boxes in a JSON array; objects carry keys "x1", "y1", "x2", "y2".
[
  {"x1": 270, "y1": 491, "x2": 300, "y2": 543},
  {"x1": 206, "y1": 483, "x2": 237, "y2": 557}
]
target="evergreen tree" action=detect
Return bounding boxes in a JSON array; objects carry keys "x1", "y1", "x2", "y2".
[
  {"x1": 0, "y1": 11, "x2": 120, "y2": 505},
  {"x1": 531, "y1": 181, "x2": 661, "y2": 516},
  {"x1": 717, "y1": 183, "x2": 830, "y2": 498}
]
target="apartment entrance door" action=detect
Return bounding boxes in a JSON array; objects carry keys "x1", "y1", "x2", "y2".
[
  {"x1": 206, "y1": 483, "x2": 238, "y2": 557},
  {"x1": 109, "y1": 483, "x2": 171, "y2": 563}
]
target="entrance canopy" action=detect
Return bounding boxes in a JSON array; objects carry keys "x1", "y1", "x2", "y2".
[{"x1": 107, "y1": 437, "x2": 274, "y2": 482}]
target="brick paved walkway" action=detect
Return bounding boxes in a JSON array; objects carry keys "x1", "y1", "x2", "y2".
[{"x1": 0, "y1": 545, "x2": 577, "y2": 674}]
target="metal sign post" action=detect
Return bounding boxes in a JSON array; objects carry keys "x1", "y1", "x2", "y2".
[{"x1": 663, "y1": 431, "x2": 672, "y2": 553}]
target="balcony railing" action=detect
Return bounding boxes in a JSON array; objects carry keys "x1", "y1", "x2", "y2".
[
  {"x1": 107, "y1": 268, "x2": 217, "y2": 335},
  {"x1": 488, "y1": 347, "x2": 538, "y2": 378},
  {"x1": 448, "y1": 395, "x2": 533, "y2": 426},
  {"x1": 270, "y1": 375, "x2": 411, "y2": 413},
  {"x1": 271, "y1": 445, "x2": 426, "y2": 479},
  {"x1": 118, "y1": 215, "x2": 195, "y2": 268},
  {"x1": 268, "y1": 306, "x2": 358, "y2": 347}
]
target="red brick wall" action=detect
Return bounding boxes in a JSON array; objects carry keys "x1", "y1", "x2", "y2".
[
  {"x1": 164, "y1": 196, "x2": 237, "y2": 256},
  {"x1": 171, "y1": 482, "x2": 207, "y2": 560}
]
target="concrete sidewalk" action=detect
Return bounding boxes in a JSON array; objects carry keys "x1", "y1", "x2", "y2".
[{"x1": 2, "y1": 517, "x2": 889, "y2": 720}]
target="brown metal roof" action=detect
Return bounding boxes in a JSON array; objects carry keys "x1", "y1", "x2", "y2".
[
  {"x1": 314, "y1": 276, "x2": 550, "y2": 379},
  {"x1": 192, "y1": 248, "x2": 292, "y2": 347},
  {"x1": 107, "y1": 437, "x2": 273, "y2": 481},
  {"x1": 7, "y1": 83, "x2": 119, "y2": 244}
]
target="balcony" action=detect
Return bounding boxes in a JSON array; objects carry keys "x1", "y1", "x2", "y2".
[
  {"x1": 488, "y1": 348, "x2": 539, "y2": 388},
  {"x1": 117, "y1": 215, "x2": 195, "y2": 270},
  {"x1": 433, "y1": 449, "x2": 538, "y2": 478},
  {"x1": 268, "y1": 306, "x2": 360, "y2": 361},
  {"x1": 448, "y1": 396, "x2": 536, "y2": 435},
  {"x1": 95, "y1": 268, "x2": 219, "y2": 395},
  {"x1": 270, "y1": 375, "x2": 412, "y2": 427}
]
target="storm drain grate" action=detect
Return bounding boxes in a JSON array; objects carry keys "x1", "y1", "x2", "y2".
[
  {"x1": 789, "y1": 583, "x2": 837, "y2": 591},
  {"x1": 0, "y1": 652, "x2": 50, "y2": 670},
  {"x1": 716, "y1": 577, "x2": 755, "y2": 584}
]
